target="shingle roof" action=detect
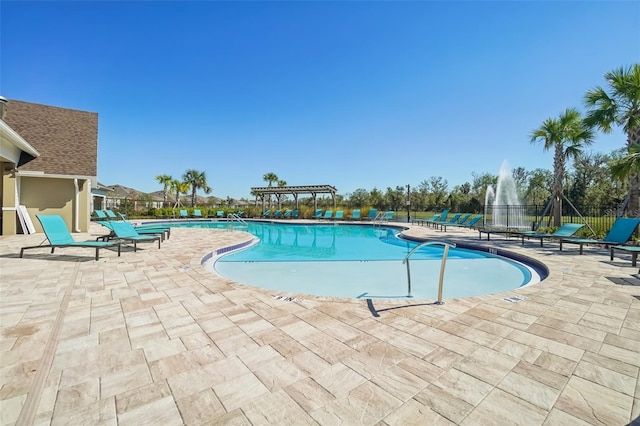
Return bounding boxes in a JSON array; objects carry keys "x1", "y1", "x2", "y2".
[{"x1": 3, "y1": 99, "x2": 98, "y2": 176}]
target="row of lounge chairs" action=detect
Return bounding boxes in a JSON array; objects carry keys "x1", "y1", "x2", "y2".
[
  {"x1": 413, "y1": 210, "x2": 484, "y2": 231},
  {"x1": 93, "y1": 209, "x2": 126, "y2": 220},
  {"x1": 95, "y1": 208, "x2": 210, "y2": 220},
  {"x1": 476, "y1": 217, "x2": 640, "y2": 254},
  {"x1": 413, "y1": 211, "x2": 640, "y2": 266},
  {"x1": 178, "y1": 209, "x2": 237, "y2": 219},
  {"x1": 21, "y1": 214, "x2": 169, "y2": 261},
  {"x1": 179, "y1": 210, "x2": 245, "y2": 219},
  {"x1": 309, "y1": 208, "x2": 394, "y2": 221},
  {"x1": 479, "y1": 217, "x2": 640, "y2": 271},
  {"x1": 262, "y1": 209, "x2": 300, "y2": 219},
  {"x1": 259, "y1": 208, "x2": 393, "y2": 221},
  {"x1": 311, "y1": 209, "x2": 345, "y2": 220}
]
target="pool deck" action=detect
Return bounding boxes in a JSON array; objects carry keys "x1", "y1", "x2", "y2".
[{"x1": 1, "y1": 220, "x2": 639, "y2": 425}]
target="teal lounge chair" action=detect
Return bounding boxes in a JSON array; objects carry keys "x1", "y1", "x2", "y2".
[
  {"x1": 349, "y1": 209, "x2": 361, "y2": 221},
  {"x1": 425, "y1": 210, "x2": 449, "y2": 227},
  {"x1": 381, "y1": 211, "x2": 394, "y2": 222},
  {"x1": 560, "y1": 217, "x2": 640, "y2": 254},
  {"x1": 21, "y1": 215, "x2": 121, "y2": 261},
  {"x1": 216, "y1": 210, "x2": 224, "y2": 218},
  {"x1": 433, "y1": 212, "x2": 462, "y2": 228},
  {"x1": 193, "y1": 209, "x2": 203, "y2": 218},
  {"x1": 312, "y1": 209, "x2": 323, "y2": 219},
  {"x1": 273, "y1": 210, "x2": 282, "y2": 218},
  {"x1": 323, "y1": 210, "x2": 333, "y2": 219},
  {"x1": 515, "y1": 223, "x2": 585, "y2": 247},
  {"x1": 109, "y1": 221, "x2": 162, "y2": 251},
  {"x1": 437, "y1": 213, "x2": 472, "y2": 230},
  {"x1": 94, "y1": 210, "x2": 108, "y2": 220},
  {"x1": 133, "y1": 223, "x2": 171, "y2": 240},
  {"x1": 454, "y1": 213, "x2": 471, "y2": 224},
  {"x1": 334, "y1": 210, "x2": 344, "y2": 220},
  {"x1": 98, "y1": 221, "x2": 170, "y2": 242},
  {"x1": 179, "y1": 209, "x2": 188, "y2": 219},
  {"x1": 366, "y1": 209, "x2": 378, "y2": 221},
  {"x1": 283, "y1": 209, "x2": 292, "y2": 218},
  {"x1": 443, "y1": 214, "x2": 483, "y2": 232},
  {"x1": 413, "y1": 214, "x2": 439, "y2": 226},
  {"x1": 292, "y1": 209, "x2": 300, "y2": 219},
  {"x1": 478, "y1": 227, "x2": 516, "y2": 240},
  {"x1": 262, "y1": 209, "x2": 271, "y2": 218},
  {"x1": 610, "y1": 245, "x2": 640, "y2": 269},
  {"x1": 105, "y1": 209, "x2": 119, "y2": 220}
]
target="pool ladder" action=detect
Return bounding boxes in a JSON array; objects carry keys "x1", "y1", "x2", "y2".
[
  {"x1": 372, "y1": 212, "x2": 386, "y2": 226},
  {"x1": 403, "y1": 241, "x2": 456, "y2": 304},
  {"x1": 226, "y1": 213, "x2": 248, "y2": 230}
]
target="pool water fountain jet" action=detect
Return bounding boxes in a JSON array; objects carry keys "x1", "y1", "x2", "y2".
[{"x1": 485, "y1": 160, "x2": 527, "y2": 229}]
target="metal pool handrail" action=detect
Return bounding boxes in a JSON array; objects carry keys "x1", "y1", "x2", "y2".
[
  {"x1": 402, "y1": 241, "x2": 456, "y2": 304},
  {"x1": 227, "y1": 213, "x2": 248, "y2": 230}
]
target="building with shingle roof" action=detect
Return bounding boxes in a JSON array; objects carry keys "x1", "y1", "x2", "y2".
[{"x1": 0, "y1": 97, "x2": 98, "y2": 235}]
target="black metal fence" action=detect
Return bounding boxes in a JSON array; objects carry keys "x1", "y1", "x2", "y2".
[{"x1": 482, "y1": 204, "x2": 619, "y2": 235}]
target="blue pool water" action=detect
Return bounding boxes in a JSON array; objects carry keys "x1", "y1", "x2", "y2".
[{"x1": 168, "y1": 221, "x2": 540, "y2": 300}]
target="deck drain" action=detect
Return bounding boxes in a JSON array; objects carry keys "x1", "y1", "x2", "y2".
[
  {"x1": 503, "y1": 295, "x2": 526, "y2": 303},
  {"x1": 273, "y1": 295, "x2": 303, "y2": 303}
]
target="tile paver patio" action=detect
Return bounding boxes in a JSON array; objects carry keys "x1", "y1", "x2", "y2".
[{"x1": 1, "y1": 220, "x2": 639, "y2": 425}]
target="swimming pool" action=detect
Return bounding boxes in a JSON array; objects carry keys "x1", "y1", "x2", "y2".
[{"x1": 169, "y1": 221, "x2": 543, "y2": 300}]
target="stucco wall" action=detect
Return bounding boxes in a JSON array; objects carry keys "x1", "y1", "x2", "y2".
[{"x1": 20, "y1": 176, "x2": 90, "y2": 233}]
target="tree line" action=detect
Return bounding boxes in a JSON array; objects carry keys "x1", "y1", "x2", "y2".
[{"x1": 155, "y1": 65, "x2": 638, "y2": 226}]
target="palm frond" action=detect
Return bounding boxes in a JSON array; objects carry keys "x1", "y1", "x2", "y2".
[{"x1": 610, "y1": 144, "x2": 640, "y2": 180}]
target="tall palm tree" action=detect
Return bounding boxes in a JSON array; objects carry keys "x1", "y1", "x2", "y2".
[
  {"x1": 262, "y1": 172, "x2": 279, "y2": 208},
  {"x1": 183, "y1": 169, "x2": 212, "y2": 207},
  {"x1": 584, "y1": 64, "x2": 640, "y2": 216},
  {"x1": 170, "y1": 179, "x2": 190, "y2": 209},
  {"x1": 155, "y1": 174, "x2": 173, "y2": 207},
  {"x1": 250, "y1": 189, "x2": 260, "y2": 207},
  {"x1": 530, "y1": 108, "x2": 594, "y2": 226},
  {"x1": 275, "y1": 179, "x2": 287, "y2": 209}
]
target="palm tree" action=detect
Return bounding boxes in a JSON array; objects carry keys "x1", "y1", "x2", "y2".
[
  {"x1": 584, "y1": 64, "x2": 640, "y2": 216},
  {"x1": 183, "y1": 169, "x2": 212, "y2": 207},
  {"x1": 155, "y1": 174, "x2": 173, "y2": 207},
  {"x1": 170, "y1": 179, "x2": 190, "y2": 209},
  {"x1": 530, "y1": 108, "x2": 594, "y2": 226},
  {"x1": 262, "y1": 172, "x2": 279, "y2": 208},
  {"x1": 275, "y1": 179, "x2": 287, "y2": 209},
  {"x1": 250, "y1": 189, "x2": 260, "y2": 207},
  {"x1": 611, "y1": 144, "x2": 640, "y2": 180}
]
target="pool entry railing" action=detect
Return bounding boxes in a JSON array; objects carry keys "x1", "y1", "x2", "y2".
[
  {"x1": 403, "y1": 241, "x2": 456, "y2": 304},
  {"x1": 227, "y1": 213, "x2": 248, "y2": 230},
  {"x1": 372, "y1": 212, "x2": 384, "y2": 226},
  {"x1": 372, "y1": 211, "x2": 392, "y2": 226}
]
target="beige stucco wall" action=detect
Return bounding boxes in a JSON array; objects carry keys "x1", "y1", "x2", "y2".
[{"x1": 19, "y1": 176, "x2": 90, "y2": 233}]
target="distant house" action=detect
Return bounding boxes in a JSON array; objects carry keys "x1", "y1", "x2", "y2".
[
  {"x1": 0, "y1": 97, "x2": 98, "y2": 235},
  {"x1": 100, "y1": 184, "x2": 166, "y2": 211}
]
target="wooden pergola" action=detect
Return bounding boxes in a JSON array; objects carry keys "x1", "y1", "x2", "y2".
[{"x1": 251, "y1": 184, "x2": 337, "y2": 210}]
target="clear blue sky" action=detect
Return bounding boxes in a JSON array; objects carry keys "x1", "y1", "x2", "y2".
[{"x1": 2, "y1": 1, "x2": 638, "y2": 200}]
